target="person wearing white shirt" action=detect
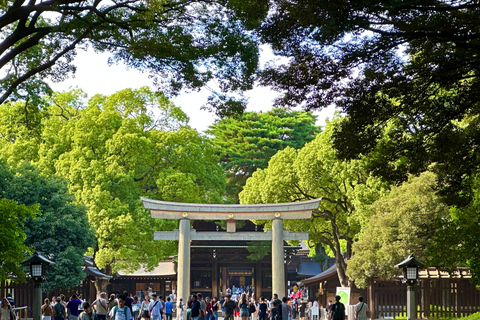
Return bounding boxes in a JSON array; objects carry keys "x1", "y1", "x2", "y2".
[
  {"x1": 354, "y1": 297, "x2": 369, "y2": 320},
  {"x1": 148, "y1": 294, "x2": 163, "y2": 320},
  {"x1": 109, "y1": 295, "x2": 133, "y2": 320},
  {"x1": 93, "y1": 292, "x2": 109, "y2": 320}
]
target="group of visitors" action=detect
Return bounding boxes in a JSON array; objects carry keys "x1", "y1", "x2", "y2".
[
  {"x1": 305, "y1": 295, "x2": 369, "y2": 320},
  {"x1": 34, "y1": 291, "x2": 175, "y2": 320},
  {"x1": 180, "y1": 292, "x2": 298, "y2": 320},
  {"x1": 2, "y1": 291, "x2": 369, "y2": 320},
  {"x1": 225, "y1": 286, "x2": 254, "y2": 300}
]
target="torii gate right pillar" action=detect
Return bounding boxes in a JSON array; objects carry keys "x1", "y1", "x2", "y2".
[{"x1": 272, "y1": 218, "x2": 285, "y2": 296}]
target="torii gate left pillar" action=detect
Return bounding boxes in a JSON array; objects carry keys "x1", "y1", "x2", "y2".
[
  {"x1": 142, "y1": 198, "x2": 321, "y2": 302},
  {"x1": 178, "y1": 218, "x2": 190, "y2": 302}
]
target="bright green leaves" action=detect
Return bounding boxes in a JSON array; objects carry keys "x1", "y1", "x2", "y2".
[
  {"x1": 347, "y1": 172, "x2": 449, "y2": 288},
  {"x1": 29, "y1": 87, "x2": 224, "y2": 274},
  {"x1": 240, "y1": 119, "x2": 386, "y2": 286},
  {"x1": 0, "y1": 198, "x2": 38, "y2": 282}
]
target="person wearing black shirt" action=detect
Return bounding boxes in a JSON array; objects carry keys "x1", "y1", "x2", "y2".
[
  {"x1": 331, "y1": 296, "x2": 345, "y2": 320},
  {"x1": 258, "y1": 298, "x2": 268, "y2": 320},
  {"x1": 223, "y1": 295, "x2": 235, "y2": 320},
  {"x1": 123, "y1": 292, "x2": 134, "y2": 315},
  {"x1": 191, "y1": 296, "x2": 201, "y2": 320}
]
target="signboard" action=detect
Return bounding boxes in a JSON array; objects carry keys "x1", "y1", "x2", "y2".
[{"x1": 336, "y1": 287, "x2": 351, "y2": 315}]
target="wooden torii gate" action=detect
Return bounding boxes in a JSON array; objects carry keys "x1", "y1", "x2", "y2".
[{"x1": 142, "y1": 197, "x2": 321, "y2": 302}]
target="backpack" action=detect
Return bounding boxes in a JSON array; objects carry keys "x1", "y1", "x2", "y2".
[
  {"x1": 249, "y1": 304, "x2": 256, "y2": 314},
  {"x1": 112, "y1": 306, "x2": 128, "y2": 320},
  {"x1": 333, "y1": 303, "x2": 345, "y2": 320},
  {"x1": 55, "y1": 303, "x2": 65, "y2": 318}
]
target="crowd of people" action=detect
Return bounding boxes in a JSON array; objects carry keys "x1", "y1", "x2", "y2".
[{"x1": 1, "y1": 288, "x2": 369, "y2": 320}]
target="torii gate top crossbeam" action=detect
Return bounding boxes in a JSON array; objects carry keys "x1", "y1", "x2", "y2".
[{"x1": 142, "y1": 197, "x2": 321, "y2": 220}]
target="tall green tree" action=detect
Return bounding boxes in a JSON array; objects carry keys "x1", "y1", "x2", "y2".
[
  {"x1": 240, "y1": 119, "x2": 385, "y2": 286},
  {"x1": 0, "y1": 161, "x2": 39, "y2": 282},
  {"x1": 257, "y1": 0, "x2": 480, "y2": 203},
  {"x1": 347, "y1": 171, "x2": 449, "y2": 288},
  {"x1": 0, "y1": 0, "x2": 267, "y2": 115},
  {"x1": 4, "y1": 162, "x2": 95, "y2": 291},
  {"x1": 427, "y1": 172, "x2": 480, "y2": 285},
  {"x1": 207, "y1": 108, "x2": 320, "y2": 202},
  {"x1": 5, "y1": 87, "x2": 226, "y2": 292}
]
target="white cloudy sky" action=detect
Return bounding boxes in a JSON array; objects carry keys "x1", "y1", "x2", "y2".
[{"x1": 50, "y1": 47, "x2": 335, "y2": 132}]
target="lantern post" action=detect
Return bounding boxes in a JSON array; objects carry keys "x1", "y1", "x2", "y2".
[
  {"x1": 394, "y1": 255, "x2": 424, "y2": 320},
  {"x1": 21, "y1": 253, "x2": 54, "y2": 320}
]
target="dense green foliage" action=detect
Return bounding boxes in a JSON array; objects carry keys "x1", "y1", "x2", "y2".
[
  {"x1": 258, "y1": 0, "x2": 480, "y2": 202},
  {"x1": 0, "y1": 160, "x2": 39, "y2": 281},
  {"x1": 0, "y1": 0, "x2": 268, "y2": 115},
  {"x1": 347, "y1": 172, "x2": 449, "y2": 288},
  {"x1": 240, "y1": 119, "x2": 385, "y2": 286},
  {"x1": 207, "y1": 108, "x2": 320, "y2": 202},
  {"x1": 0, "y1": 160, "x2": 93, "y2": 290},
  {"x1": 458, "y1": 312, "x2": 480, "y2": 320},
  {"x1": 7, "y1": 163, "x2": 95, "y2": 291},
  {"x1": 427, "y1": 175, "x2": 480, "y2": 285},
  {"x1": 255, "y1": 0, "x2": 480, "y2": 285},
  {"x1": 0, "y1": 88, "x2": 225, "y2": 286}
]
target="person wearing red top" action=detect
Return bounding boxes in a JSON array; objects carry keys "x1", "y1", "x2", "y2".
[{"x1": 205, "y1": 298, "x2": 214, "y2": 320}]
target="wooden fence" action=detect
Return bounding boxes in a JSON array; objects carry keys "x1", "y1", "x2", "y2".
[
  {"x1": 1, "y1": 279, "x2": 95, "y2": 318},
  {"x1": 373, "y1": 279, "x2": 480, "y2": 319}
]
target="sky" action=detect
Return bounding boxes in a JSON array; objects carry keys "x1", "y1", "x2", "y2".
[{"x1": 50, "y1": 48, "x2": 335, "y2": 133}]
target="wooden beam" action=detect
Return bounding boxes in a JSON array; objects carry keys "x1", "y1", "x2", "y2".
[
  {"x1": 143, "y1": 197, "x2": 321, "y2": 220},
  {"x1": 154, "y1": 230, "x2": 309, "y2": 241}
]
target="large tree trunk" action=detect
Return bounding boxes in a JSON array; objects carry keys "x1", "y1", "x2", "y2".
[
  {"x1": 94, "y1": 265, "x2": 112, "y2": 299},
  {"x1": 331, "y1": 221, "x2": 350, "y2": 287},
  {"x1": 335, "y1": 253, "x2": 349, "y2": 287},
  {"x1": 94, "y1": 279, "x2": 110, "y2": 298}
]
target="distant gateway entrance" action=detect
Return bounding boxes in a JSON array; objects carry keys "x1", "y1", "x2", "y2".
[{"x1": 142, "y1": 197, "x2": 321, "y2": 302}]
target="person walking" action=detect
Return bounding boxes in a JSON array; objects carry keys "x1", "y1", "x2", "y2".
[
  {"x1": 42, "y1": 298, "x2": 54, "y2": 320},
  {"x1": 257, "y1": 298, "x2": 267, "y2": 320},
  {"x1": 190, "y1": 296, "x2": 200, "y2": 320},
  {"x1": 149, "y1": 294, "x2": 163, "y2": 320},
  {"x1": 92, "y1": 292, "x2": 109, "y2": 320},
  {"x1": 354, "y1": 297, "x2": 368, "y2": 320},
  {"x1": 204, "y1": 298, "x2": 213, "y2": 320},
  {"x1": 109, "y1": 295, "x2": 133, "y2": 320},
  {"x1": 177, "y1": 299, "x2": 185, "y2": 320},
  {"x1": 53, "y1": 298, "x2": 66, "y2": 320},
  {"x1": 79, "y1": 303, "x2": 94, "y2": 320},
  {"x1": 66, "y1": 295, "x2": 82, "y2": 320},
  {"x1": 139, "y1": 295, "x2": 150, "y2": 320},
  {"x1": 330, "y1": 297, "x2": 344, "y2": 320},
  {"x1": 239, "y1": 294, "x2": 249, "y2": 320},
  {"x1": 132, "y1": 297, "x2": 141, "y2": 320},
  {"x1": 164, "y1": 298, "x2": 173, "y2": 320},
  {"x1": 222, "y1": 295, "x2": 235, "y2": 320},
  {"x1": 211, "y1": 298, "x2": 219, "y2": 320},
  {"x1": 281, "y1": 298, "x2": 291, "y2": 320}
]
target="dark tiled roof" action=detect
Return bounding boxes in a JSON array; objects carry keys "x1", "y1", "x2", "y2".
[
  {"x1": 299, "y1": 264, "x2": 337, "y2": 285},
  {"x1": 297, "y1": 262, "x2": 322, "y2": 277},
  {"x1": 83, "y1": 267, "x2": 112, "y2": 280}
]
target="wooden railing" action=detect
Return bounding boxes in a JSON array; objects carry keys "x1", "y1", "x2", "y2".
[{"x1": 13, "y1": 306, "x2": 28, "y2": 320}]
